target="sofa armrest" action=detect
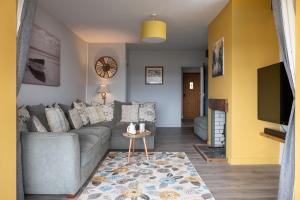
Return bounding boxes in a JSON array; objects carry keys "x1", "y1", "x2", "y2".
[{"x1": 22, "y1": 132, "x2": 81, "y2": 195}]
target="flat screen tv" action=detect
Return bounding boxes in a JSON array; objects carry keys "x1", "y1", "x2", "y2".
[{"x1": 257, "y1": 62, "x2": 293, "y2": 125}]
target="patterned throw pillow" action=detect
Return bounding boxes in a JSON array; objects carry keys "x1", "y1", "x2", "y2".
[
  {"x1": 94, "y1": 105, "x2": 106, "y2": 121},
  {"x1": 92, "y1": 102, "x2": 114, "y2": 121},
  {"x1": 54, "y1": 104, "x2": 70, "y2": 131},
  {"x1": 45, "y1": 106, "x2": 70, "y2": 132},
  {"x1": 68, "y1": 108, "x2": 83, "y2": 129},
  {"x1": 73, "y1": 102, "x2": 90, "y2": 125},
  {"x1": 28, "y1": 116, "x2": 47, "y2": 132},
  {"x1": 102, "y1": 103, "x2": 114, "y2": 121},
  {"x1": 133, "y1": 102, "x2": 156, "y2": 122},
  {"x1": 121, "y1": 105, "x2": 139, "y2": 122},
  {"x1": 86, "y1": 106, "x2": 105, "y2": 124},
  {"x1": 17, "y1": 106, "x2": 31, "y2": 132}
]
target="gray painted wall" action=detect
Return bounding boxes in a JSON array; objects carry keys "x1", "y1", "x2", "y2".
[
  {"x1": 128, "y1": 50, "x2": 206, "y2": 127},
  {"x1": 17, "y1": 6, "x2": 87, "y2": 105},
  {"x1": 86, "y1": 43, "x2": 127, "y2": 104}
]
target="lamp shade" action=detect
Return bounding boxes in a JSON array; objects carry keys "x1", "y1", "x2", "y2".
[
  {"x1": 97, "y1": 85, "x2": 109, "y2": 94},
  {"x1": 141, "y1": 20, "x2": 166, "y2": 43}
]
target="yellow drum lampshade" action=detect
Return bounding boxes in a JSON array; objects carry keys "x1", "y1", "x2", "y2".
[{"x1": 141, "y1": 20, "x2": 166, "y2": 43}]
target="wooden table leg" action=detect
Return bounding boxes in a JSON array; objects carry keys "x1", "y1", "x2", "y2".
[
  {"x1": 143, "y1": 137, "x2": 149, "y2": 160},
  {"x1": 128, "y1": 138, "x2": 132, "y2": 163},
  {"x1": 132, "y1": 139, "x2": 135, "y2": 154}
]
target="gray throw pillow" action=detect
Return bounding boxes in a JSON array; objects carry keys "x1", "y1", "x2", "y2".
[
  {"x1": 58, "y1": 103, "x2": 71, "y2": 114},
  {"x1": 26, "y1": 104, "x2": 50, "y2": 131}
]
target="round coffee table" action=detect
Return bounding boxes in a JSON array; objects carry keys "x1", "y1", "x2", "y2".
[{"x1": 123, "y1": 130, "x2": 151, "y2": 163}]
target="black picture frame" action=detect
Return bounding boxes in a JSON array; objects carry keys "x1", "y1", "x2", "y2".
[{"x1": 145, "y1": 66, "x2": 163, "y2": 85}]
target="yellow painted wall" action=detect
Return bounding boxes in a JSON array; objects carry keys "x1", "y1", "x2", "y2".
[
  {"x1": 295, "y1": 0, "x2": 299, "y2": 198},
  {"x1": 0, "y1": 1, "x2": 16, "y2": 200},
  {"x1": 208, "y1": 2, "x2": 233, "y2": 160},
  {"x1": 208, "y1": 0, "x2": 280, "y2": 165},
  {"x1": 230, "y1": 0, "x2": 280, "y2": 164}
]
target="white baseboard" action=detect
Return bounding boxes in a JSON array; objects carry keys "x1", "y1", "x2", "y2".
[{"x1": 156, "y1": 124, "x2": 181, "y2": 128}]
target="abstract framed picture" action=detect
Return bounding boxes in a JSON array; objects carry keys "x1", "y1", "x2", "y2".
[
  {"x1": 23, "y1": 24, "x2": 60, "y2": 86},
  {"x1": 145, "y1": 66, "x2": 163, "y2": 85},
  {"x1": 212, "y1": 37, "x2": 224, "y2": 77}
]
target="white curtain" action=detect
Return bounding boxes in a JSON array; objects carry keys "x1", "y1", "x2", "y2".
[
  {"x1": 272, "y1": 0, "x2": 295, "y2": 199},
  {"x1": 17, "y1": 0, "x2": 24, "y2": 33},
  {"x1": 280, "y1": 0, "x2": 296, "y2": 88},
  {"x1": 17, "y1": 1, "x2": 38, "y2": 199}
]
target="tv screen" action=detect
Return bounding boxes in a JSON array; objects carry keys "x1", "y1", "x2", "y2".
[{"x1": 257, "y1": 62, "x2": 293, "y2": 125}]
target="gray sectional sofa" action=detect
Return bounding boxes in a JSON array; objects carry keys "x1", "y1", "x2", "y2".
[{"x1": 21, "y1": 100, "x2": 156, "y2": 195}]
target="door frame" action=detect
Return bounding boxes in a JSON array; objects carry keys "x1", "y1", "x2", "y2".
[{"x1": 181, "y1": 66, "x2": 203, "y2": 120}]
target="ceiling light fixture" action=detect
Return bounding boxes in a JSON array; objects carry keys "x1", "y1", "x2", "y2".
[{"x1": 141, "y1": 14, "x2": 166, "y2": 43}]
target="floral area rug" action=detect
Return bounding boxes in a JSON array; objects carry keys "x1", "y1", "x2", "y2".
[{"x1": 78, "y1": 152, "x2": 215, "y2": 200}]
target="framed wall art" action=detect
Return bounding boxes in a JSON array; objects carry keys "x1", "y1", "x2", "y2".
[
  {"x1": 23, "y1": 24, "x2": 61, "y2": 86},
  {"x1": 212, "y1": 37, "x2": 224, "y2": 77},
  {"x1": 145, "y1": 66, "x2": 163, "y2": 85}
]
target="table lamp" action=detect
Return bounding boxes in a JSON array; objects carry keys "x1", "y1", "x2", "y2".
[{"x1": 97, "y1": 84, "x2": 109, "y2": 104}]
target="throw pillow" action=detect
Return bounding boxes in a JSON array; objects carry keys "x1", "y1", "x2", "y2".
[
  {"x1": 58, "y1": 103, "x2": 73, "y2": 126},
  {"x1": 121, "y1": 105, "x2": 139, "y2": 122},
  {"x1": 26, "y1": 104, "x2": 50, "y2": 131},
  {"x1": 102, "y1": 103, "x2": 114, "y2": 121},
  {"x1": 114, "y1": 100, "x2": 131, "y2": 122},
  {"x1": 91, "y1": 102, "x2": 114, "y2": 121},
  {"x1": 86, "y1": 106, "x2": 105, "y2": 124},
  {"x1": 45, "y1": 106, "x2": 70, "y2": 132},
  {"x1": 28, "y1": 116, "x2": 47, "y2": 132},
  {"x1": 17, "y1": 105, "x2": 31, "y2": 132},
  {"x1": 54, "y1": 104, "x2": 70, "y2": 131},
  {"x1": 94, "y1": 105, "x2": 106, "y2": 121},
  {"x1": 58, "y1": 103, "x2": 71, "y2": 115},
  {"x1": 133, "y1": 102, "x2": 156, "y2": 122},
  {"x1": 73, "y1": 101, "x2": 89, "y2": 125},
  {"x1": 68, "y1": 108, "x2": 83, "y2": 129}
]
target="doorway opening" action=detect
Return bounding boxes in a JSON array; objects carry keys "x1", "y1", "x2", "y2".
[{"x1": 181, "y1": 67, "x2": 202, "y2": 127}]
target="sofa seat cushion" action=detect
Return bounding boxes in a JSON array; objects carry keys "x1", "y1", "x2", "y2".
[
  {"x1": 194, "y1": 116, "x2": 208, "y2": 130},
  {"x1": 77, "y1": 134, "x2": 100, "y2": 167},
  {"x1": 70, "y1": 126, "x2": 111, "y2": 145}
]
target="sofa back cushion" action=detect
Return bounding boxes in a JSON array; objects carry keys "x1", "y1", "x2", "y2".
[{"x1": 27, "y1": 104, "x2": 50, "y2": 131}]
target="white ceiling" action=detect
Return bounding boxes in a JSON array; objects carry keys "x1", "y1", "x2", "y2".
[{"x1": 39, "y1": 0, "x2": 229, "y2": 50}]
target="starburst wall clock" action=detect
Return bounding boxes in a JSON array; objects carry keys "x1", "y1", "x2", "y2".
[{"x1": 95, "y1": 56, "x2": 118, "y2": 79}]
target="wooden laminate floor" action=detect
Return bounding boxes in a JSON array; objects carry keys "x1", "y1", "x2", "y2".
[{"x1": 26, "y1": 127, "x2": 280, "y2": 200}]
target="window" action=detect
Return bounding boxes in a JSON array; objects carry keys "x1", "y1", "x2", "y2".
[{"x1": 189, "y1": 81, "x2": 194, "y2": 90}]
